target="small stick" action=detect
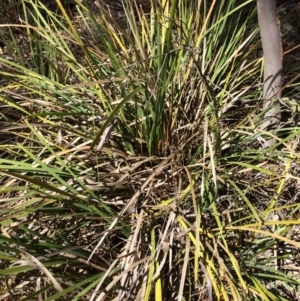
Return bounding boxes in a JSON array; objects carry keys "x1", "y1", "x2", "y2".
[{"x1": 96, "y1": 118, "x2": 118, "y2": 152}]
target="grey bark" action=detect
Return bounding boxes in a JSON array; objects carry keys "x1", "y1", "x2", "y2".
[{"x1": 257, "y1": 0, "x2": 283, "y2": 148}]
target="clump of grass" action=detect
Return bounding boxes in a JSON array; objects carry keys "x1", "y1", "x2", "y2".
[{"x1": 0, "y1": 0, "x2": 300, "y2": 300}]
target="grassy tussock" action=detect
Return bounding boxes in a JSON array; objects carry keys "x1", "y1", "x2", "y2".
[{"x1": 0, "y1": 0, "x2": 300, "y2": 300}]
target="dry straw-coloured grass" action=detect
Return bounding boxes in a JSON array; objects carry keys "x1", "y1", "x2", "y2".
[{"x1": 0, "y1": 0, "x2": 300, "y2": 300}]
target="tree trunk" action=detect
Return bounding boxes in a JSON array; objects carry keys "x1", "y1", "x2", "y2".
[{"x1": 257, "y1": 0, "x2": 282, "y2": 148}]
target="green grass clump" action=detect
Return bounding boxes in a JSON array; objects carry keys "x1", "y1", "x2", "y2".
[{"x1": 0, "y1": 0, "x2": 300, "y2": 300}]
